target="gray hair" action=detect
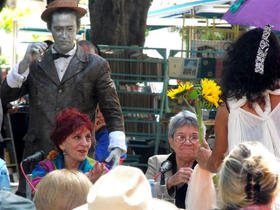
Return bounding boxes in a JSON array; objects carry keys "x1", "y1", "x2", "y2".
[{"x1": 168, "y1": 110, "x2": 206, "y2": 138}]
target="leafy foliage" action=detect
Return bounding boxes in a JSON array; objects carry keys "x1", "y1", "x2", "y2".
[
  {"x1": 0, "y1": 0, "x2": 6, "y2": 12},
  {"x1": 0, "y1": 54, "x2": 7, "y2": 65},
  {"x1": 0, "y1": 7, "x2": 31, "y2": 33}
]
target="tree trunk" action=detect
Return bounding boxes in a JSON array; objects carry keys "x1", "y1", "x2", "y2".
[
  {"x1": 0, "y1": 0, "x2": 6, "y2": 11},
  {"x1": 89, "y1": 0, "x2": 152, "y2": 46}
]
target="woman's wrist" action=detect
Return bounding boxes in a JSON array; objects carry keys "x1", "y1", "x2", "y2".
[{"x1": 167, "y1": 176, "x2": 173, "y2": 189}]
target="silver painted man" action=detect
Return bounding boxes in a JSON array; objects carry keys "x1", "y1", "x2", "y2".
[{"x1": 1, "y1": 0, "x2": 126, "y2": 195}]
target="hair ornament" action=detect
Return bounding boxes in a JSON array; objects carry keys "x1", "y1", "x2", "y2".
[
  {"x1": 255, "y1": 24, "x2": 273, "y2": 75},
  {"x1": 245, "y1": 172, "x2": 253, "y2": 200}
]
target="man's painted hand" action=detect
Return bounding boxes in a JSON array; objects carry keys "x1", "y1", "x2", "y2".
[
  {"x1": 105, "y1": 148, "x2": 122, "y2": 168},
  {"x1": 25, "y1": 42, "x2": 48, "y2": 63}
]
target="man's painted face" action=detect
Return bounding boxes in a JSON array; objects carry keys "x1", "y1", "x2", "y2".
[{"x1": 51, "y1": 13, "x2": 77, "y2": 54}]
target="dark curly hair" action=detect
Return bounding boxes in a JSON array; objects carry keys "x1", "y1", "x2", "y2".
[{"x1": 221, "y1": 28, "x2": 280, "y2": 104}]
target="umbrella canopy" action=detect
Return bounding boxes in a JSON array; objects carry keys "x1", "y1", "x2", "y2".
[{"x1": 222, "y1": 0, "x2": 280, "y2": 31}]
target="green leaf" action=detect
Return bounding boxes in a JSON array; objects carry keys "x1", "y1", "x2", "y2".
[
  {"x1": 188, "y1": 90, "x2": 198, "y2": 100},
  {"x1": 213, "y1": 175, "x2": 219, "y2": 186}
]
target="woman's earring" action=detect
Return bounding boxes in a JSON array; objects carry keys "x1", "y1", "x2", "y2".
[{"x1": 63, "y1": 150, "x2": 67, "y2": 156}]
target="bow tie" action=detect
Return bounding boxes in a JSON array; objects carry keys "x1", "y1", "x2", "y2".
[{"x1": 52, "y1": 53, "x2": 71, "y2": 60}]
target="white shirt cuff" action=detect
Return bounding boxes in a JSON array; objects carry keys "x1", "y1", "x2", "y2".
[
  {"x1": 7, "y1": 62, "x2": 29, "y2": 88},
  {"x1": 108, "y1": 131, "x2": 127, "y2": 155}
]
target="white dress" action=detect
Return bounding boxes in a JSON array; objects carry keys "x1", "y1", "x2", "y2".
[
  {"x1": 185, "y1": 90, "x2": 280, "y2": 210},
  {"x1": 227, "y1": 89, "x2": 280, "y2": 158}
]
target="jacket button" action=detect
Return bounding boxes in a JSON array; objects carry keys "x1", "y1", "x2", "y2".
[{"x1": 58, "y1": 89, "x2": 62, "y2": 93}]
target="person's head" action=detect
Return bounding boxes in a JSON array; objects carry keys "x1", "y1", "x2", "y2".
[
  {"x1": 219, "y1": 142, "x2": 280, "y2": 209},
  {"x1": 168, "y1": 110, "x2": 205, "y2": 161},
  {"x1": 34, "y1": 169, "x2": 92, "y2": 210},
  {"x1": 41, "y1": 0, "x2": 86, "y2": 54},
  {"x1": 221, "y1": 28, "x2": 280, "y2": 103},
  {"x1": 50, "y1": 108, "x2": 94, "y2": 162},
  {"x1": 74, "y1": 165, "x2": 177, "y2": 210},
  {"x1": 77, "y1": 40, "x2": 100, "y2": 55}
]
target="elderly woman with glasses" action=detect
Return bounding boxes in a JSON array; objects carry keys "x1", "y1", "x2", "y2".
[{"x1": 145, "y1": 110, "x2": 205, "y2": 209}]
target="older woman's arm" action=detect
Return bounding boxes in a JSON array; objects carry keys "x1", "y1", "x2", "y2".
[
  {"x1": 145, "y1": 156, "x2": 160, "y2": 180},
  {"x1": 145, "y1": 155, "x2": 175, "y2": 198}
]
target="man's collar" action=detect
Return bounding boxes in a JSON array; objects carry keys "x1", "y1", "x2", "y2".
[{"x1": 51, "y1": 44, "x2": 77, "y2": 56}]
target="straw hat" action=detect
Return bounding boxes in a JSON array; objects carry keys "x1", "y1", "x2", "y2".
[
  {"x1": 74, "y1": 166, "x2": 178, "y2": 210},
  {"x1": 41, "y1": 0, "x2": 87, "y2": 22}
]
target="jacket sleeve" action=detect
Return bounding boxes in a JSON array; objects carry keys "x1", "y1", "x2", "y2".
[
  {"x1": 1, "y1": 79, "x2": 29, "y2": 104},
  {"x1": 94, "y1": 60, "x2": 124, "y2": 133},
  {"x1": 145, "y1": 155, "x2": 160, "y2": 180},
  {"x1": 145, "y1": 155, "x2": 173, "y2": 198}
]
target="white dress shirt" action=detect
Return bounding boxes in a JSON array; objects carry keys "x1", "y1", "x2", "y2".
[{"x1": 52, "y1": 45, "x2": 76, "y2": 81}]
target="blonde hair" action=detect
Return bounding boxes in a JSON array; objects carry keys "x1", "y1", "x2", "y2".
[
  {"x1": 34, "y1": 169, "x2": 92, "y2": 210},
  {"x1": 218, "y1": 142, "x2": 280, "y2": 209}
]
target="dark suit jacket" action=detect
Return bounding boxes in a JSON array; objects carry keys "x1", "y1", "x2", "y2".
[{"x1": 1, "y1": 45, "x2": 124, "y2": 157}]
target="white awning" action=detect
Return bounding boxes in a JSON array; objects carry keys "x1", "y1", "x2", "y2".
[{"x1": 148, "y1": 0, "x2": 234, "y2": 18}]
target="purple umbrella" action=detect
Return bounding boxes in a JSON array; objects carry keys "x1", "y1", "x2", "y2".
[{"x1": 222, "y1": 0, "x2": 280, "y2": 31}]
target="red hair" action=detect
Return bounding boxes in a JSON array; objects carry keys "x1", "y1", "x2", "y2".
[{"x1": 51, "y1": 108, "x2": 94, "y2": 149}]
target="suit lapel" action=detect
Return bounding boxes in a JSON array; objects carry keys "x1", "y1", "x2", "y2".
[
  {"x1": 38, "y1": 50, "x2": 60, "y2": 86},
  {"x1": 61, "y1": 45, "x2": 88, "y2": 84}
]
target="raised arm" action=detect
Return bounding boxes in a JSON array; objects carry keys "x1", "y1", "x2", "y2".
[{"x1": 206, "y1": 104, "x2": 229, "y2": 173}]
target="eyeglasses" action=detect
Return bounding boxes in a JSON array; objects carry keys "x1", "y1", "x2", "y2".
[{"x1": 173, "y1": 135, "x2": 199, "y2": 144}]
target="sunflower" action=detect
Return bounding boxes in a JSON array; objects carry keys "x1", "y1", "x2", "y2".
[
  {"x1": 167, "y1": 82, "x2": 193, "y2": 99},
  {"x1": 201, "y1": 78, "x2": 222, "y2": 108},
  {"x1": 166, "y1": 79, "x2": 222, "y2": 146}
]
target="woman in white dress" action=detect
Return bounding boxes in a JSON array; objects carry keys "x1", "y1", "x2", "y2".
[{"x1": 198, "y1": 26, "x2": 280, "y2": 173}]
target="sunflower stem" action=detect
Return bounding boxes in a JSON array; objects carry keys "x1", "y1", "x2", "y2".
[
  {"x1": 195, "y1": 99, "x2": 204, "y2": 146},
  {"x1": 182, "y1": 97, "x2": 195, "y2": 113}
]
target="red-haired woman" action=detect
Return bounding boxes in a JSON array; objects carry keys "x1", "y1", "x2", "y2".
[{"x1": 31, "y1": 108, "x2": 104, "y2": 188}]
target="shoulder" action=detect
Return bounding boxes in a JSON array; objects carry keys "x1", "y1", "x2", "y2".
[
  {"x1": 217, "y1": 103, "x2": 229, "y2": 114},
  {"x1": 87, "y1": 53, "x2": 108, "y2": 66},
  {"x1": 0, "y1": 191, "x2": 36, "y2": 210},
  {"x1": 76, "y1": 45, "x2": 107, "y2": 66},
  {"x1": 216, "y1": 104, "x2": 229, "y2": 121},
  {"x1": 36, "y1": 159, "x2": 55, "y2": 172},
  {"x1": 148, "y1": 154, "x2": 170, "y2": 165},
  {"x1": 146, "y1": 154, "x2": 172, "y2": 179}
]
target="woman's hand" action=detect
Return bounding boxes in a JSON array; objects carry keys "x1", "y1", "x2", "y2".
[
  {"x1": 86, "y1": 161, "x2": 104, "y2": 184},
  {"x1": 167, "y1": 167, "x2": 193, "y2": 189},
  {"x1": 197, "y1": 139, "x2": 212, "y2": 169}
]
